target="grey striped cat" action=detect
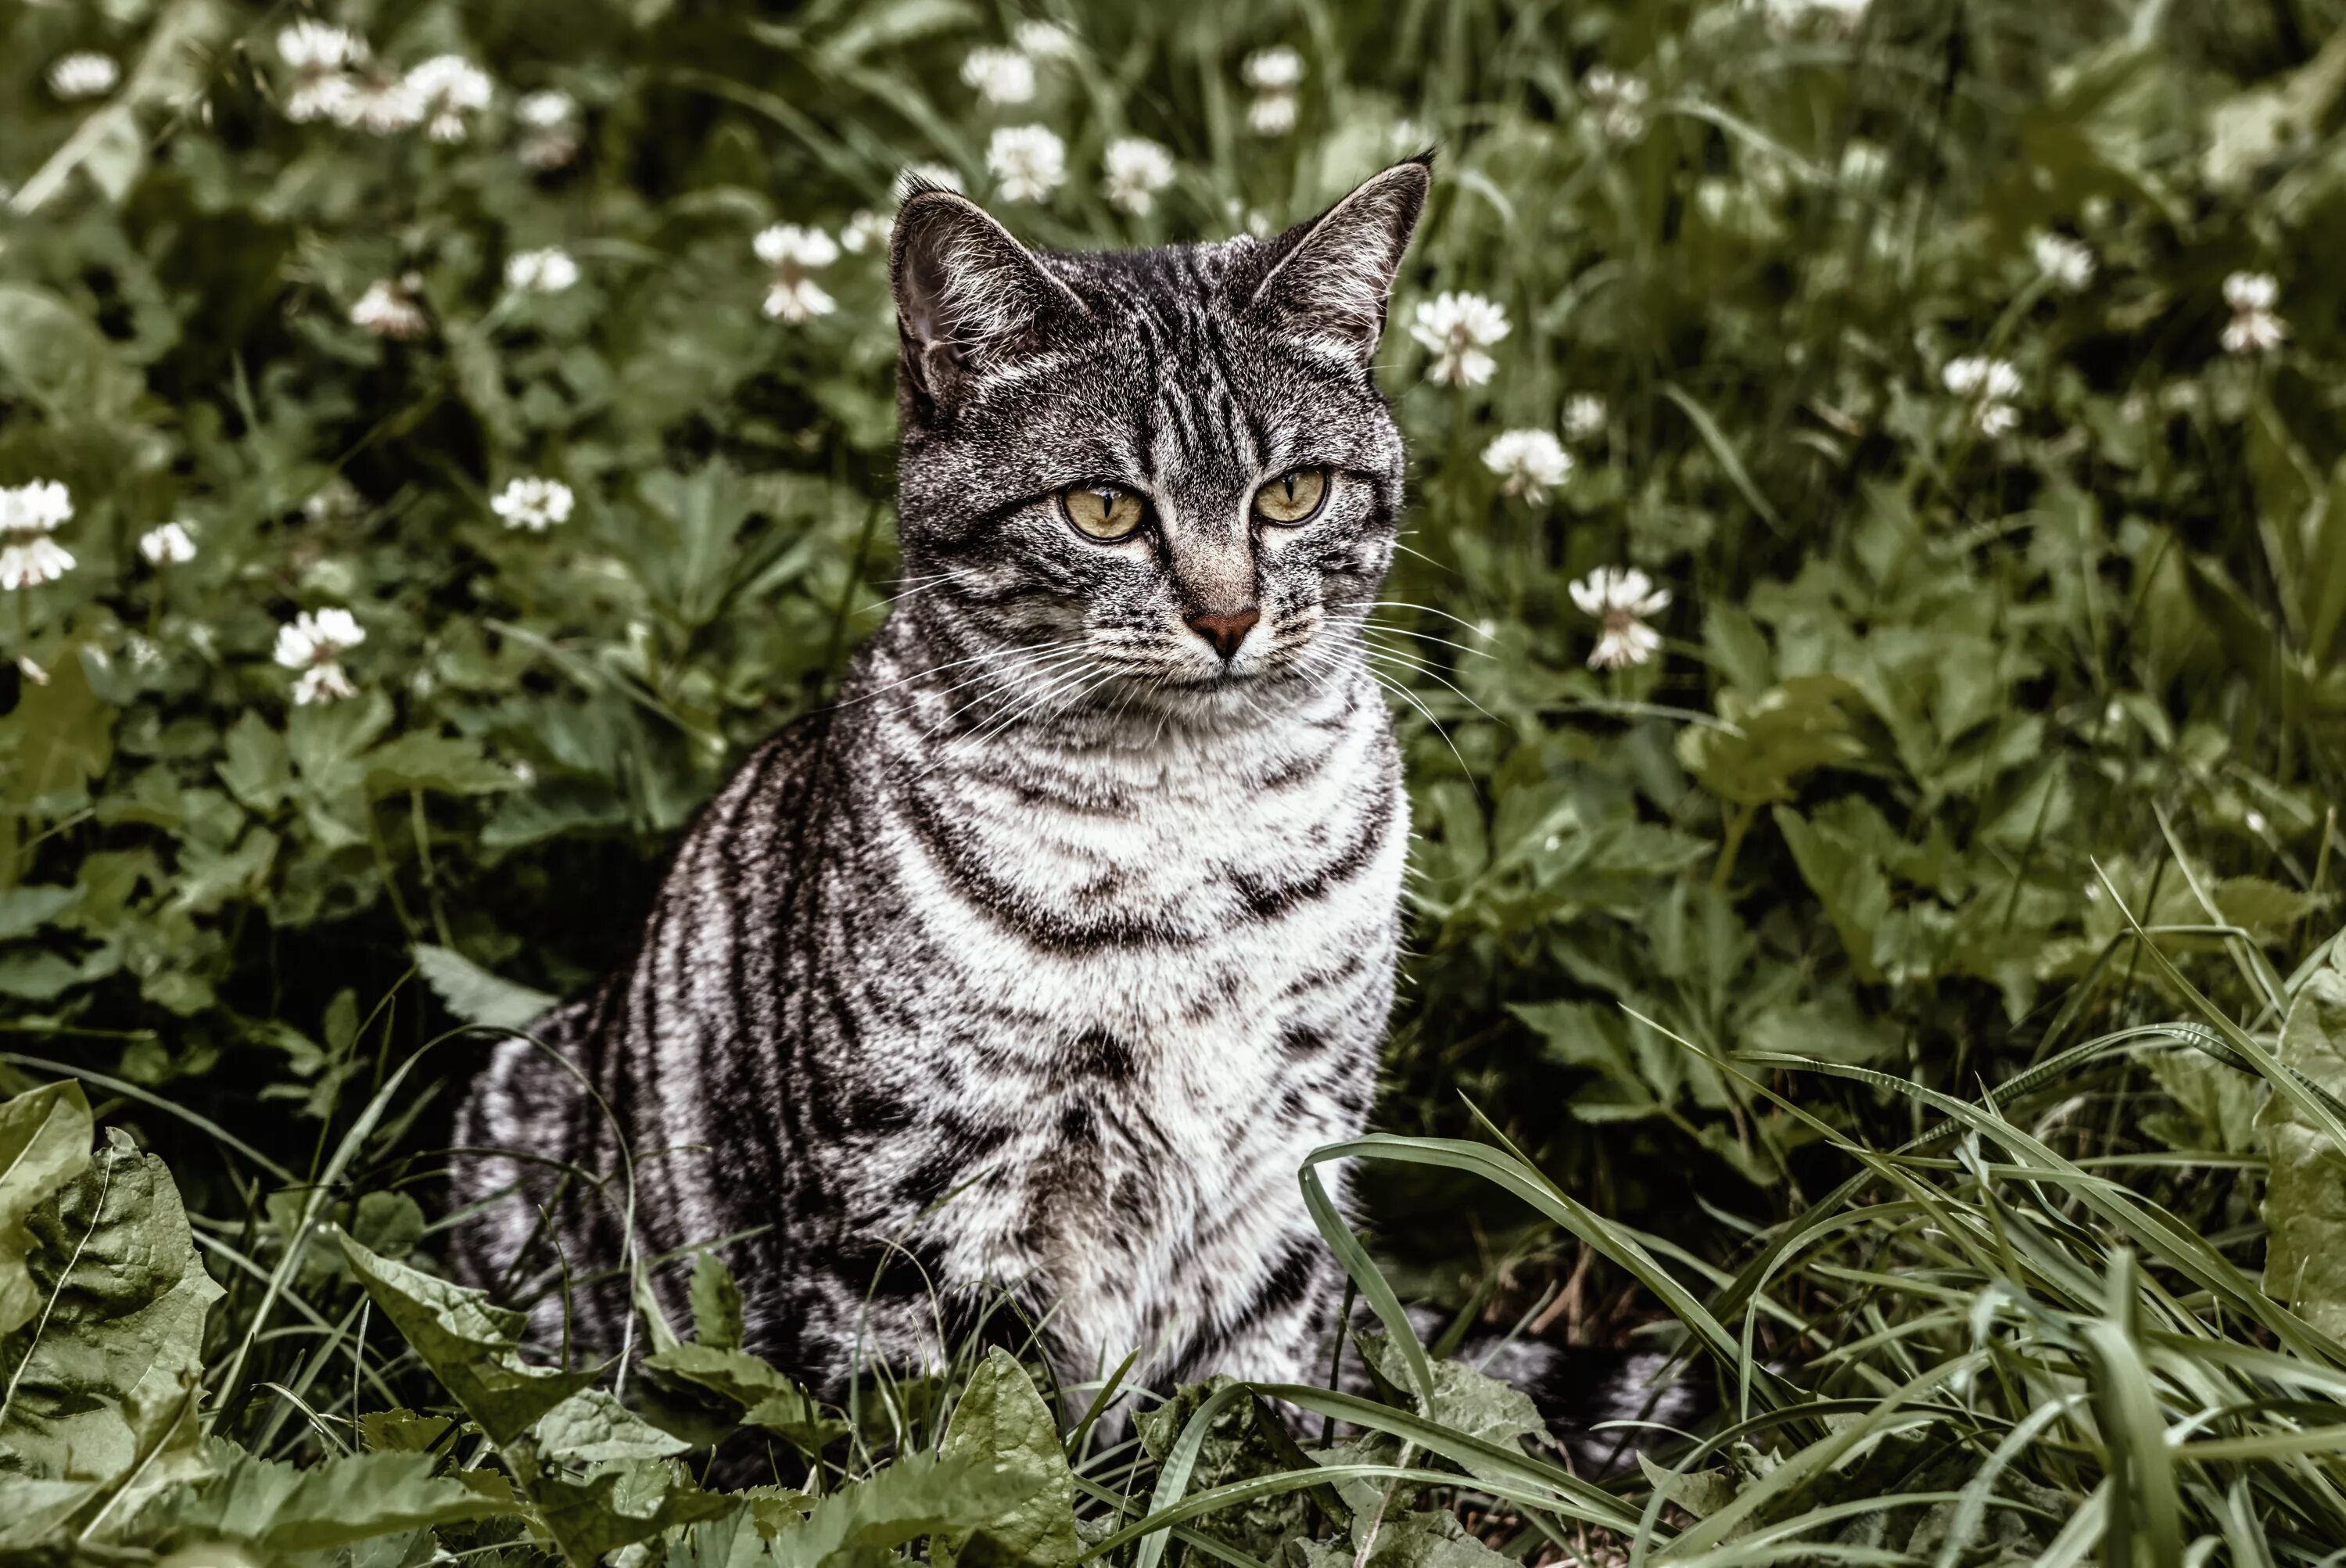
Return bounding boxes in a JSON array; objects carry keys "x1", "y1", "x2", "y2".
[{"x1": 451, "y1": 157, "x2": 1688, "y2": 1454}]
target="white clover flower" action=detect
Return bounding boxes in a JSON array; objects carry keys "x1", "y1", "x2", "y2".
[
  {"x1": 0, "y1": 481, "x2": 75, "y2": 591},
  {"x1": 1015, "y1": 20, "x2": 1079, "y2": 59},
  {"x1": 987, "y1": 124, "x2": 1066, "y2": 203},
  {"x1": 490, "y1": 476, "x2": 575, "y2": 532},
  {"x1": 303, "y1": 476, "x2": 364, "y2": 526},
  {"x1": 1562, "y1": 394, "x2": 1609, "y2": 441},
  {"x1": 1838, "y1": 139, "x2": 1888, "y2": 189},
  {"x1": 48, "y1": 52, "x2": 120, "y2": 101},
  {"x1": 2221, "y1": 271, "x2": 2287, "y2": 354},
  {"x1": 1942, "y1": 354, "x2": 2023, "y2": 436},
  {"x1": 1756, "y1": 0, "x2": 1870, "y2": 34},
  {"x1": 515, "y1": 88, "x2": 582, "y2": 170},
  {"x1": 1482, "y1": 430, "x2": 1573, "y2": 504},
  {"x1": 126, "y1": 633, "x2": 163, "y2": 670},
  {"x1": 961, "y1": 47, "x2": 1037, "y2": 106},
  {"x1": 1102, "y1": 137, "x2": 1176, "y2": 215},
  {"x1": 274, "y1": 607, "x2": 365, "y2": 705},
  {"x1": 404, "y1": 55, "x2": 492, "y2": 142},
  {"x1": 1247, "y1": 92, "x2": 1299, "y2": 137},
  {"x1": 1242, "y1": 46, "x2": 1304, "y2": 91},
  {"x1": 335, "y1": 66, "x2": 421, "y2": 134},
  {"x1": 2031, "y1": 231, "x2": 2095, "y2": 292},
  {"x1": 1242, "y1": 46, "x2": 1304, "y2": 138},
  {"x1": 1569, "y1": 565, "x2": 1672, "y2": 670},
  {"x1": 277, "y1": 21, "x2": 366, "y2": 123},
  {"x1": 351, "y1": 275, "x2": 430, "y2": 339},
  {"x1": 1583, "y1": 66, "x2": 1650, "y2": 142},
  {"x1": 753, "y1": 224, "x2": 840, "y2": 321},
  {"x1": 894, "y1": 163, "x2": 965, "y2": 199},
  {"x1": 1410, "y1": 292, "x2": 1511, "y2": 387},
  {"x1": 838, "y1": 210, "x2": 892, "y2": 255},
  {"x1": 505, "y1": 247, "x2": 580, "y2": 294},
  {"x1": 139, "y1": 520, "x2": 198, "y2": 565}
]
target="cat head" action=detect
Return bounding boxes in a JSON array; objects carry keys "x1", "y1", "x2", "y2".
[{"x1": 885, "y1": 158, "x2": 1429, "y2": 723}]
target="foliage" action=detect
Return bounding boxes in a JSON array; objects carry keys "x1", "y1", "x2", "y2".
[{"x1": 5, "y1": 0, "x2": 2346, "y2": 1561}]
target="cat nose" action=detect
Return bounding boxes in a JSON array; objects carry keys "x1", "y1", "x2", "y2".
[{"x1": 1185, "y1": 607, "x2": 1260, "y2": 661}]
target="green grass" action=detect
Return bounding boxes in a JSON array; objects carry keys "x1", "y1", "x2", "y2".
[{"x1": 5, "y1": 0, "x2": 2346, "y2": 1561}]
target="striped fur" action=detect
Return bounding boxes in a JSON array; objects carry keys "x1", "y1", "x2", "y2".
[{"x1": 450, "y1": 160, "x2": 1698, "y2": 1450}]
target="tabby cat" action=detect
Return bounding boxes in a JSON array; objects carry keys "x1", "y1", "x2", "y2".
[{"x1": 451, "y1": 157, "x2": 1687, "y2": 1452}]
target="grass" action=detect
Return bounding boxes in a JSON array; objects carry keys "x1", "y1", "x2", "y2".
[{"x1": 4, "y1": 0, "x2": 2346, "y2": 1561}]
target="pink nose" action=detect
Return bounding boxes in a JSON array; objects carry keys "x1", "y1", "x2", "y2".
[{"x1": 1186, "y1": 607, "x2": 1260, "y2": 660}]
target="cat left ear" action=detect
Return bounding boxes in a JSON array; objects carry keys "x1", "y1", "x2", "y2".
[{"x1": 1246, "y1": 156, "x2": 1432, "y2": 366}]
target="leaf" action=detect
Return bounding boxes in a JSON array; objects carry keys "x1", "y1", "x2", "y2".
[
  {"x1": 2257, "y1": 962, "x2": 2346, "y2": 1338},
  {"x1": 1677, "y1": 677, "x2": 1864, "y2": 809},
  {"x1": 1361, "y1": 1333, "x2": 1548, "y2": 1483},
  {"x1": 643, "y1": 1340, "x2": 850, "y2": 1453},
  {"x1": 161, "y1": 1448, "x2": 514, "y2": 1551},
  {"x1": 766, "y1": 1450, "x2": 1023, "y2": 1568},
  {"x1": 363, "y1": 731, "x2": 519, "y2": 798},
  {"x1": 2214, "y1": 877, "x2": 2321, "y2": 931},
  {"x1": 0, "y1": 1127, "x2": 224, "y2": 1541},
  {"x1": 1637, "y1": 1453, "x2": 1745, "y2": 1527},
  {"x1": 413, "y1": 943, "x2": 556, "y2": 1032},
  {"x1": 1774, "y1": 804, "x2": 1892, "y2": 984},
  {"x1": 1303, "y1": 1506, "x2": 1518, "y2": 1566},
  {"x1": 0, "y1": 1081, "x2": 94, "y2": 1337},
  {"x1": 0, "y1": 885, "x2": 81, "y2": 942},
  {"x1": 1134, "y1": 1377, "x2": 1318, "y2": 1559},
  {"x1": 335, "y1": 1228, "x2": 601, "y2": 1446},
  {"x1": 215, "y1": 712, "x2": 292, "y2": 813},
  {"x1": 933, "y1": 1349, "x2": 1082, "y2": 1568},
  {"x1": 1, "y1": 651, "x2": 116, "y2": 809},
  {"x1": 357, "y1": 1409, "x2": 456, "y2": 1454},
  {"x1": 0, "y1": 285, "x2": 142, "y2": 418},
  {"x1": 533, "y1": 1387, "x2": 692, "y2": 1463},
  {"x1": 691, "y1": 1250, "x2": 744, "y2": 1351},
  {"x1": 530, "y1": 1457, "x2": 735, "y2": 1562}
]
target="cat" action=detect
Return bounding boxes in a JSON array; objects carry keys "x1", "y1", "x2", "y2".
[{"x1": 450, "y1": 156, "x2": 1694, "y2": 1460}]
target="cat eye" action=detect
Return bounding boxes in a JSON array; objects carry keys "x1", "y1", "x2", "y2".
[
  {"x1": 1060, "y1": 483, "x2": 1148, "y2": 541},
  {"x1": 1252, "y1": 468, "x2": 1329, "y2": 526}
]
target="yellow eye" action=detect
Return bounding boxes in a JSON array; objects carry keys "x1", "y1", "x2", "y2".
[
  {"x1": 1253, "y1": 468, "x2": 1329, "y2": 525},
  {"x1": 1060, "y1": 484, "x2": 1147, "y2": 540}
]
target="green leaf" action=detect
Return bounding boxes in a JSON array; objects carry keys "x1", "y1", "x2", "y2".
[
  {"x1": 527, "y1": 1455, "x2": 734, "y2": 1563},
  {"x1": 357, "y1": 1409, "x2": 456, "y2": 1454},
  {"x1": 0, "y1": 1081, "x2": 93, "y2": 1337},
  {"x1": 1361, "y1": 1333, "x2": 1548, "y2": 1483},
  {"x1": 0, "y1": 285, "x2": 142, "y2": 418},
  {"x1": 363, "y1": 731, "x2": 519, "y2": 798},
  {"x1": 214, "y1": 712, "x2": 292, "y2": 813},
  {"x1": 933, "y1": 1349, "x2": 1082, "y2": 1568},
  {"x1": 161, "y1": 1447, "x2": 514, "y2": 1551},
  {"x1": 0, "y1": 1127, "x2": 224, "y2": 1541},
  {"x1": 1, "y1": 651, "x2": 116, "y2": 810},
  {"x1": 335, "y1": 1228, "x2": 601, "y2": 1446},
  {"x1": 643, "y1": 1340, "x2": 850, "y2": 1453},
  {"x1": 0, "y1": 885, "x2": 81, "y2": 942},
  {"x1": 766, "y1": 1450, "x2": 1022, "y2": 1568},
  {"x1": 533, "y1": 1387, "x2": 693, "y2": 1463},
  {"x1": 1677, "y1": 677, "x2": 1864, "y2": 809},
  {"x1": 413, "y1": 943, "x2": 557, "y2": 1032},
  {"x1": 1774, "y1": 804, "x2": 1892, "y2": 984},
  {"x1": 2257, "y1": 962, "x2": 2346, "y2": 1338},
  {"x1": 691, "y1": 1250, "x2": 744, "y2": 1351},
  {"x1": 1302, "y1": 1506, "x2": 1517, "y2": 1566}
]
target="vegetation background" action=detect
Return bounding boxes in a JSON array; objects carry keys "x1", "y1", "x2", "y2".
[{"x1": 5, "y1": 0, "x2": 2346, "y2": 1562}]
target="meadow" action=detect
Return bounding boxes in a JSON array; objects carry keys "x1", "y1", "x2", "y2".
[{"x1": 5, "y1": 0, "x2": 2346, "y2": 1562}]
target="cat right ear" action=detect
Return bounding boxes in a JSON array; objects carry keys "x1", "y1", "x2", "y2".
[{"x1": 890, "y1": 189, "x2": 1085, "y2": 412}]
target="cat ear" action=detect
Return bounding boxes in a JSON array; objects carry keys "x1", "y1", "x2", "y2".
[
  {"x1": 890, "y1": 188, "x2": 1086, "y2": 409},
  {"x1": 1246, "y1": 156, "x2": 1432, "y2": 365}
]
